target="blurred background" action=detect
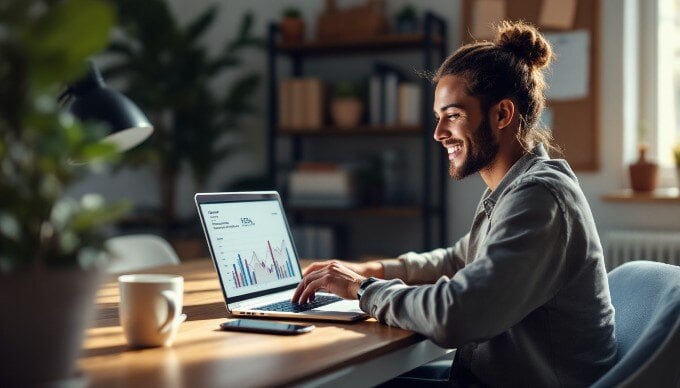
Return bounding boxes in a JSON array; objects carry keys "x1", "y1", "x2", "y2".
[{"x1": 58, "y1": 0, "x2": 680, "y2": 264}]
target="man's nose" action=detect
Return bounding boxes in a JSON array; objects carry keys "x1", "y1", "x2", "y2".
[{"x1": 433, "y1": 120, "x2": 447, "y2": 143}]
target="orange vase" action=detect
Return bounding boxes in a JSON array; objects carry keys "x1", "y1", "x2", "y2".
[{"x1": 629, "y1": 146, "x2": 659, "y2": 192}]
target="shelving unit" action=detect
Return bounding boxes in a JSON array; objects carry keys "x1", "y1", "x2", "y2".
[{"x1": 266, "y1": 12, "x2": 449, "y2": 257}]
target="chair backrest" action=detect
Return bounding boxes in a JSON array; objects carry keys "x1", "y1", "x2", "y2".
[
  {"x1": 105, "y1": 234, "x2": 181, "y2": 273},
  {"x1": 592, "y1": 261, "x2": 680, "y2": 387}
]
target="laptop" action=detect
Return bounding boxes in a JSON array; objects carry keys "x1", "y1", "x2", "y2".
[{"x1": 194, "y1": 191, "x2": 368, "y2": 322}]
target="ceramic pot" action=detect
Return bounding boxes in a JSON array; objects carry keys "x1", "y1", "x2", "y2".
[
  {"x1": 280, "y1": 18, "x2": 305, "y2": 44},
  {"x1": 331, "y1": 98, "x2": 363, "y2": 128},
  {"x1": 0, "y1": 267, "x2": 103, "y2": 385},
  {"x1": 629, "y1": 146, "x2": 659, "y2": 191}
]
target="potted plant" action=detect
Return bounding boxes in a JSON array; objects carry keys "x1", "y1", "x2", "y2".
[
  {"x1": 395, "y1": 4, "x2": 419, "y2": 34},
  {"x1": 280, "y1": 7, "x2": 305, "y2": 44},
  {"x1": 0, "y1": 0, "x2": 129, "y2": 384},
  {"x1": 330, "y1": 82, "x2": 364, "y2": 129},
  {"x1": 104, "y1": 0, "x2": 264, "y2": 237},
  {"x1": 629, "y1": 122, "x2": 659, "y2": 191}
]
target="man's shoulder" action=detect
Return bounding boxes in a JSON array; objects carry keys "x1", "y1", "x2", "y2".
[{"x1": 508, "y1": 158, "x2": 585, "y2": 211}]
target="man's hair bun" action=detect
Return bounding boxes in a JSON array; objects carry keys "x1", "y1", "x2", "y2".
[{"x1": 495, "y1": 21, "x2": 553, "y2": 69}]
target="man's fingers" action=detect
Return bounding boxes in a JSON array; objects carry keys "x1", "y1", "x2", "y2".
[
  {"x1": 298, "y1": 277, "x2": 326, "y2": 304},
  {"x1": 293, "y1": 268, "x2": 325, "y2": 303},
  {"x1": 302, "y1": 261, "x2": 331, "y2": 276},
  {"x1": 292, "y1": 278, "x2": 305, "y2": 303}
]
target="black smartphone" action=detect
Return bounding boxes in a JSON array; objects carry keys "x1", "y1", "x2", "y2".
[{"x1": 219, "y1": 319, "x2": 315, "y2": 335}]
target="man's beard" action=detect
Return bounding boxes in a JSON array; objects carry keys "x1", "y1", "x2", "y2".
[{"x1": 449, "y1": 117, "x2": 499, "y2": 180}]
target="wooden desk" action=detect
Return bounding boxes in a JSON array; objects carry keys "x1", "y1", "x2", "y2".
[{"x1": 79, "y1": 260, "x2": 451, "y2": 387}]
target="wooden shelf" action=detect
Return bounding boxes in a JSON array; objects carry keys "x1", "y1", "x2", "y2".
[
  {"x1": 278, "y1": 125, "x2": 422, "y2": 136},
  {"x1": 602, "y1": 188, "x2": 680, "y2": 203},
  {"x1": 278, "y1": 33, "x2": 444, "y2": 56},
  {"x1": 288, "y1": 205, "x2": 425, "y2": 217}
]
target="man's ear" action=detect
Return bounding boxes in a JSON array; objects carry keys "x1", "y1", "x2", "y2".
[{"x1": 492, "y1": 99, "x2": 515, "y2": 130}]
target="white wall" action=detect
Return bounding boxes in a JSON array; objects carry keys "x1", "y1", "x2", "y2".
[{"x1": 70, "y1": 0, "x2": 679, "y2": 246}]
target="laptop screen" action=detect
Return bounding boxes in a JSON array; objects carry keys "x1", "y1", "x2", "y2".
[{"x1": 198, "y1": 198, "x2": 302, "y2": 300}]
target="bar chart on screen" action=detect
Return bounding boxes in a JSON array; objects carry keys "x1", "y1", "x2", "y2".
[
  {"x1": 228, "y1": 239, "x2": 297, "y2": 288},
  {"x1": 199, "y1": 199, "x2": 301, "y2": 296}
]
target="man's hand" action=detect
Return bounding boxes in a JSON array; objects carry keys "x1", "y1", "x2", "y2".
[
  {"x1": 303, "y1": 259, "x2": 385, "y2": 278},
  {"x1": 293, "y1": 261, "x2": 367, "y2": 304}
]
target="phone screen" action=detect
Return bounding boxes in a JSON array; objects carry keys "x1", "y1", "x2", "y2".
[{"x1": 220, "y1": 319, "x2": 314, "y2": 335}]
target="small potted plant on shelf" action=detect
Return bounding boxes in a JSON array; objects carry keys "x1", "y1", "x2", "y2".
[
  {"x1": 330, "y1": 82, "x2": 364, "y2": 129},
  {"x1": 629, "y1": 121, "x2": 659, "y2": 192},
  {"x1": 0, "y1": 0, "x2": 129, "y2": 385},
  {"x1": 280, "y1": 7, "x2": 305, "y2": 44},
  {"x1": 395, "y1": 4, "x2": 419, "y2": 34}
]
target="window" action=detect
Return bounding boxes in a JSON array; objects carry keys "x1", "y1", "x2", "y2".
[{"x1": 640, "y1": 0, "x2": 680, "y2": 170}]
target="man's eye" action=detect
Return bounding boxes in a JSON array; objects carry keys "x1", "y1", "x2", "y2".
[{"x1": 448, "y1": 113, "x2": 460, "y2": 120}]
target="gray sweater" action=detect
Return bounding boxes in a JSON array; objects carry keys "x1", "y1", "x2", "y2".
[{"x1": 359, "y1": 145, "x2": 617, "y2": 386}]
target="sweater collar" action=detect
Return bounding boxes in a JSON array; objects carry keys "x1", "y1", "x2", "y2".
[{"x1": 480, "y1": 144, "x2": 549, "y2": 217}]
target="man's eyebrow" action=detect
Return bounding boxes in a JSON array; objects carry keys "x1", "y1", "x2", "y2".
[{"x1": 435, "y1": 102, "x2": 465, "y2": 113}]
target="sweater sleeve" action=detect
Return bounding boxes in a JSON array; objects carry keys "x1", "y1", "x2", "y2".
[
  {"x1": 380, "y1": 233, "x2": 469, "y2": 284},
  {"x1": 360, "y1": 182, "x2": 568, "y2": 348}
]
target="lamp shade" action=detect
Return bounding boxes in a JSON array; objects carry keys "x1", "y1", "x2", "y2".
[{"x1": 65, "y1": 63, "x2": 153, "y2": 152}]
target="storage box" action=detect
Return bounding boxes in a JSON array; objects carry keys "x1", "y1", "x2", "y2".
[{"x1": 316, "y1": 4, "x2": 389, "y2": 41}]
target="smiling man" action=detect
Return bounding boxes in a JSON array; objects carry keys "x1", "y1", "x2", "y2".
[{"x1": 293, "y1": 21, "x2": 616, "y2": 386}]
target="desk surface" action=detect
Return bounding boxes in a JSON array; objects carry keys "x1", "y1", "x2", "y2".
[{"x1": 79, "y1": 260, "x2": 448, "y2": 387}]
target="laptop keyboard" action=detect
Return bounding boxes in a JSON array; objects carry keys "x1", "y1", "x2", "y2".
[{"x1": 258, "y1": 295, "x2": 343, "y2": 313}]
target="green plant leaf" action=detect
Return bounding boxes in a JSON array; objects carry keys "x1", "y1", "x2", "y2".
[
  {"x1": 25, "y1": 0, "x2": 115, "y2": 88},
  {"x1": 69, "y1": 201, "x2": 131, "y2": 233},
  {"x1": 185, "y1": 4, "x2": 219, "y2": 42},
  {"x1": 223, "y1": 73, "x2": 260, "y2": 111}
]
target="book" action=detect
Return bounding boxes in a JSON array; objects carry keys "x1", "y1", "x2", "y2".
[
  {"x1": 384, "y1": 72, "x2": 398, "y2": 126},
  {"x1": 278, "y1": 79, "x2": 292, "y2": 129},
  {"x1": 303, "y1": 78, "x2": 324, "y2": 129},
  {"x1": 370, "y1": 62, "x2": 413, "y2": 127},
  {"x1": 369, "y1": 75, "x2": 382, "y2": 126},
  {"x1": 290, "y1": 78, "x2": 306, "y2": 129},
  {"x1": 398, "y1": 83, "x2": 421, "y2": 126},
  {"x1": 288, "y1": 164, "x2": 356, "y2": 207},
  {"x1": 279, "y1": 77, "x2": 326, "y2": 130}
]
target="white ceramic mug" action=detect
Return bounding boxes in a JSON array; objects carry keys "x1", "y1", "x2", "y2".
[{"x1": 118, "y1": 274, "x2": 186, "y2": 348}]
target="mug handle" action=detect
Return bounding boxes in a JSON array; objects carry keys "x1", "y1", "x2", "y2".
[{"x1": 159, "y1": 290, "x2": 178, "y2": 334}]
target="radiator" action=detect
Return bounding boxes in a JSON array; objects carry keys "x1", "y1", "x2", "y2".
[{"x1": 603, "y1": 230, "x2": 680, "y2": 270}]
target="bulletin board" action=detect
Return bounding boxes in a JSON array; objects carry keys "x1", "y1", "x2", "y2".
[{"x1": 461, "y1": 0, "x2": 600, "y2": 171}]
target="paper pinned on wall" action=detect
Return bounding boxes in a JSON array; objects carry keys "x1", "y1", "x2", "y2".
[
  {"x1": 539, "y1": 0, "x2": 578, "y2": 30},
  {"x1": 544, "y1": 30, "x2": 590, "y2": 101},
  {"x1": 471, "y1": 0, "x2": 506, "y2": 40}
]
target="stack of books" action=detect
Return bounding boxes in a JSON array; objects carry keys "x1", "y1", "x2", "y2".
[
  {"x1": 278, "y1": 77, "x2": 325, "y2": 130},
  {"x1": 368, "y1": 63, "x2": 422, "y2": 127},
  {"x1": 287, "y1": 163, "x2": 355, "y2": 208}
]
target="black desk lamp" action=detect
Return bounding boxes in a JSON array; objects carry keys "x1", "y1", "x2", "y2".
[{"x1": 58, "y1": 62, "x2": 153, "y2": 152}]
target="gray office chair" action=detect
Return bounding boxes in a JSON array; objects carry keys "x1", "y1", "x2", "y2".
[
  {"x1": 105, "y1": 234, "x2": 181, "y2": 273},
  {"x1": 388, "y1": 260, "x2": 680, "y2": 387},
  {"x1": 592, "y1": 260, "x2": 680, "y2": 387}
]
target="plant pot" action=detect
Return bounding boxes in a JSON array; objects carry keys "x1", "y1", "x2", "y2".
[
  {"x1": 330, "y1": 98, "x2": 363, "y2": 128},
  {"x1": 629, "y1": 147, "x2": 659, "y2": 192},
  {"x1": 0, "y1": 266, "x2": 103, "y2": 385},
  {"x1": 280, "y1": 17, "x2": 305, "y2": 44}
]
